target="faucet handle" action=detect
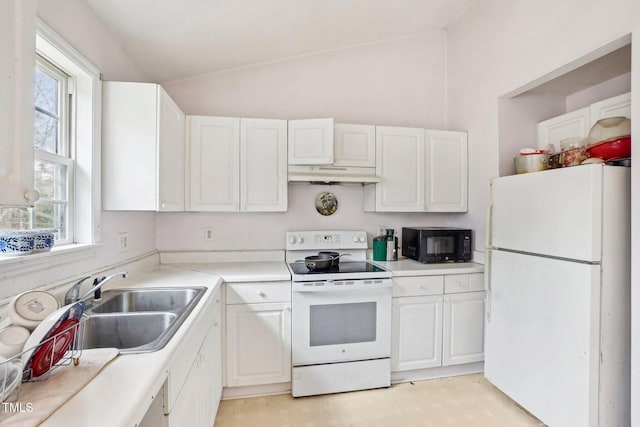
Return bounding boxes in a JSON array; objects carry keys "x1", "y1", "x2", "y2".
[{"x1": 93, "y1": 277, "x2": 104, "y2": 300}]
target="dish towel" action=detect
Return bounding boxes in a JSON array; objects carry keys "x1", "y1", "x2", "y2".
[{"x1": 0, "y1": 348, "x2": 119, "y2": 426}]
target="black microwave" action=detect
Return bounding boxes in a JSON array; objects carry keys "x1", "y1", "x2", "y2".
[{"x1": 401, "y1": 227, "x2": 472, "y2": 263}]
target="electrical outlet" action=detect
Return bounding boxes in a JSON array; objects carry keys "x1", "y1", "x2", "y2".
[
  {"x1": 204, "y1": 227, "x2": 214, "y2": 241},
  {"x1": 117, "y1": 232, "x2": 129, "y2": 252}
]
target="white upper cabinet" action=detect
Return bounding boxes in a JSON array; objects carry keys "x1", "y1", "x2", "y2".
[
  {"x1": 188, "y1": 116, "x2": 240, "y2": 211},
  {"x1": 157, "y1": 88, "x2": 187, "y2": 211},
  {"x1": 334, "y1": 124, "x2": 375, "y2": 167},
  {"x1": 188, "y1": 116, "x2": 287, "y2": 212},
  {"x1": 589, "y1": 92, "x2": 631, "y2": 121},
  {"x1": 425, "y1": 130, "x2": 468, "y2": 212},
  {"x1": 365, "y1": 127, "x2": 467, "y2": 212},
  {"x1": 536, "y1": 107, "x2": 591, "y2": 150},
  {"x1": 103, "y1": 82, "x2": 185, "y2": 211},
  {"x1": 537, "y1": 92, "x2": 631, "y2": 150},
  {"x1": 287, "y1": 118, "x2": 334, "y2": 165},
  {"x1": 240, "y1": 118, "x2": 288, "y2": 212},
  {"x1": 0, "y1": 0, "x2": 37, "y2": 207},
  {"x1": 370, "y1": 126, "x2": 425, "y2": 212}
]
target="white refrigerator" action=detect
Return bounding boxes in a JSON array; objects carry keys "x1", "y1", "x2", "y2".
[{"x1": 485, "y1": 164, "x2": 630, "y2": 427}]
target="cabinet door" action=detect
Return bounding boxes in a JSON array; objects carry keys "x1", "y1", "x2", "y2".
[
  {"x1": 442, "y1": 291, "x2": 485, "y2": 366},
  {"x1": 188, "y1": 116, "x2": 240, "y2": 211},
  {"x1": 391, "y1": 295, "x2": 442, "y2": 372},
  {"x1": 169, "y1": 325, "x2": 216, "y2": 427},
  {"x1": 589, "y1": 92, "x2": 631, "y2": 121},
  {"x1": 425, "y1": 130, "x2": 467, "y2": 212},
  {"x1": 536, "y1": 107, "x2": 590, "y2": 150},
  {"x1": 374, "y1": 126, "x2": 425, "y2": 212},
  {"x1": 240, "y1": 118, "x2": 287, "y2": 211},
  {"x1": 287, "y1": 118, "x2": 334, "y2": 165},
  {"x1": 212, "y1": 304, "x2": 223, "y2": 415},
  {"x1": 102, "y1": 82, "x2": 158, "y2": 210},
  {"x1": 157, "y1": 86, "x2": 185, "y2": 211},
  {"x1": 0, "y1": 0, "x2": 36, "y2": 207},
  {"x1": 226, "y1": 302, "x2": 291, "y2": 387},
  {"x1": 334, "y1": 124, "x2": 375, "y2": 167}
]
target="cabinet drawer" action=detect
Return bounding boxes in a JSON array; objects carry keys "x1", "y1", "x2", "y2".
[
  {"x1": 226, "y1": 281, "x2": 291, "y2": 304},
  {"x1": 444, "y1": 273, "x2": 484, "y2": 294},
  {"x1": 392, "y1": 276, "x2": 443, "y2": 297}
]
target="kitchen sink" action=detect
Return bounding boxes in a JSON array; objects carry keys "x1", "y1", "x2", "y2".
[
  {"x1": 88, "y1": 287, "x2": 204, "y2": 313},
  {"x1": 81, "y1": 286, "x2": 207, "y2": 353},
  {"x1": 81, "y1": 312, "x2": 177, "y2": 352}
]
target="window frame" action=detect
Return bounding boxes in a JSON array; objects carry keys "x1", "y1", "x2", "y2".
[
  {"x1": 35, "y1": 19, "x2": 102, "y2": 246},
  {"x1": 33, "y1": 54, "x2": 75, "y2": 244}
]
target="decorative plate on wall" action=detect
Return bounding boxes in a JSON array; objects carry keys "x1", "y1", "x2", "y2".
[{"x1": 315, "y1": 192, "x2": 338, "y2": 216}]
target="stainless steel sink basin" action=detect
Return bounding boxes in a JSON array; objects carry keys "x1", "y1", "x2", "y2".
[
  {"x1": 81, "y1": 286, "x2": 207, "y2": 353},
  {"x1": 89, "y1": 288, "x2": 203, "y2": 313},
  {"x1": 81, "y1": 312, "x2": 177, "y2": 352}
]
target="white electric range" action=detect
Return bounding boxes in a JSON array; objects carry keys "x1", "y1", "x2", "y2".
[{"x1": 285, "y1": 230, "x2": 392, "y2": 397}]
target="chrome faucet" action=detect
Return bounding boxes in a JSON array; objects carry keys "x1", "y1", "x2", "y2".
[
  {"x1": 81, "y1": 271, "x2": 128, "y2": 301},
  {"x1": 65, "y1": 271, "x2": 128, "y2": 304},
  {"x1": 64, "y1": 276, "x2": 91, "y2": 305}
]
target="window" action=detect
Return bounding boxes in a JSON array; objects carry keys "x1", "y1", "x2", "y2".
[{"x1": 32, "y1": 56, "x2": 74, "y2": 244}]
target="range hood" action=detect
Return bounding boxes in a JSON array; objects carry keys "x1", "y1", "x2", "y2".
[{"x1": 288, "y1": 165, "x2": 381, "y2": 184}]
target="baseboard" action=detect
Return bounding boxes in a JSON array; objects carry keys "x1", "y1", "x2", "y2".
[
  {"x1": 222, "y1": 382, "x2": 291, "y2": 400},
  {"x1": 391, "y1": 362, "x2": 484, "y2": 384}
]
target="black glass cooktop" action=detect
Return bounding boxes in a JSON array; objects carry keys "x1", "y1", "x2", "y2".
[{"x1": 289, "y1": 261, "x2": 386, "y2": 275}]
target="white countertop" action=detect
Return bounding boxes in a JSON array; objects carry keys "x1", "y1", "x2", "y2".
[
  {"x1": 40, "y1": 259, "x2": 483, "y2": 426},
  {"x1": 178, "y1": 261, "x2": 291, "y2": 282},
  {"x1": 372, "y1": 258, "x2": 484, "y2": 276}
]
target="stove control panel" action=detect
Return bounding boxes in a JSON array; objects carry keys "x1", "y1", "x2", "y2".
[{"x1": 286, "y1": 230, "x2": 368, "y2": 250}]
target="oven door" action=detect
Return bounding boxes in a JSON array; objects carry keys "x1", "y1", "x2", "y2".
[{"x1": 292, "y1": 281, "x2": 392, "y2": 366}]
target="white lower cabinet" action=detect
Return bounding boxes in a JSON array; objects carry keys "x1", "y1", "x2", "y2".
[
  {"x1": 225, "y1": 282, "x2": 291, "y2": 387},
  {"x1": 442, "y1": 292, "x2": 485, "y2": 366},
  {"x1": 165, "y1": 284, "x2": 222, "y2": 427},
  {"x1": 391, "y1": 273, "x2": 484, "y2": 373},
  {"x1": 168, "y1": 324, "x2": 217, "y2": 426},
  {"x1": 392, "y1": 295, "x2": 443, "y2": 371}
]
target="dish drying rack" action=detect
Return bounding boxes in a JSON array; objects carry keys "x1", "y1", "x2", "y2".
[{"x1": 0, "y1": 314, "x2": 88, "y2": 403}]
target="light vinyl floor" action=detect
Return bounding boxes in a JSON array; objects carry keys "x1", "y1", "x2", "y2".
[{"x1": 215, "y1": 374, "x2": 545, "y2": 427}]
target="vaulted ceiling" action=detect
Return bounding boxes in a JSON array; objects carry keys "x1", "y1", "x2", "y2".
[{"x1": 84, "y1": 0, "x2": 475, "y2": 83}]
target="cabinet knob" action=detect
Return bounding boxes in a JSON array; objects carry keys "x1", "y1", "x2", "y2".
[
  {"x1": 24, "y1": 189, "x2": 40, "y2": 203},
  {"x1": 258, "y1": 291, "x2": 266, "y2": 297}
]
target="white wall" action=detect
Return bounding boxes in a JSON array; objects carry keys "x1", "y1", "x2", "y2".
[
  {"x1": 156, "y1": 183, "x2": 465, "y2": 252},
  {"x1": 163, "y1": 32, "x2": 448, "y2": 128},
  {"x1": 447, "y1": 0, "x2": 639, "y2": 425},
  {"x1": 37, "y1": 0, "x2": 149, "y2": 82}
]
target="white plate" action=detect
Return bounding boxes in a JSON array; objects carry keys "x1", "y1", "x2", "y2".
[
  {"x1": 21, "y1": 301, "x2": 85, "y2": 381},
  {"x1": 0, "y1": 290, "x2": 60, "y2": 331}
]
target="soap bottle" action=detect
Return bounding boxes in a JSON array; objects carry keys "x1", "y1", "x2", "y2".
[
  {"x1": 372, "y1": 228, "x2": 387, "y2": 261},
  {"x1": 386, "y1": 228, "x2": 398, "y2": 261}
]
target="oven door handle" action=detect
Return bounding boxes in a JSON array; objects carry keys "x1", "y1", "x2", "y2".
[{"x1": 292, "y1": 280, "x2": 392, "y2": 292}]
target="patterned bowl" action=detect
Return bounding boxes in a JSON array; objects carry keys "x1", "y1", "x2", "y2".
[
  {"x1": 23, "y1": 229, "x2": 57, "y2": 252},
  {"x1": 0, "y1": 232, "x2": 34, "y2": 256}
]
